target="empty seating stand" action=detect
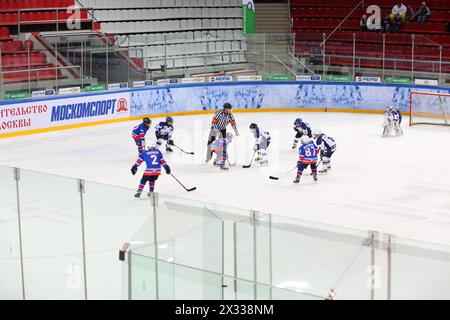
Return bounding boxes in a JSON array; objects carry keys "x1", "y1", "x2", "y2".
[
  {"x1": 76, "y1": 0, "x2": 245, "y2": 70},
  {"x1": 291, "y1": 0, "x2": 450, "y2": 73}
]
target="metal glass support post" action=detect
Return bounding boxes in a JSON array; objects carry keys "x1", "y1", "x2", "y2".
[
  {"x1": 55, "y1": 42, "x2": 59, "y2": 92},
  {"x1": 151, "y1": 192, "x2": 160, "y2": 300},
  {"x1": 411, "y1": 34, "x2": 415, "y2": 80},
  {"x1": 439, "y1": 46, "x2": 443, "y2": 85},
  {"x1": 322, "y1": 33, "x2": 326, "y2": 78},
  {"x1": 27, "y1": 45, "x2": 31, "y2": 94},
  {"x1": 78, "y1": 180, "x2": 88, "y2": 300},
  {"x1": 382, "y1": 34, "x2": 386, "y2": 79},
  {"x1": 14, "y1": 168, "x2": 26, "y2": 300},
  {"x1": 106, "y1": 41, "x2": 109, "y2": 86},
  {"x1": 251, "y1": 211, "x2": 258, "y2": 300},
  {"x1": 352, "y1": 33, "x2": 356, "y2": 79},
  {"x1": 369, "y1": 230, "x2": 376, "y2": 300}
]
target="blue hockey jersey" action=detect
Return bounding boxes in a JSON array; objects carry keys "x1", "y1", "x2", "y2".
[
  {"x1": 132, "y1": 123, "x2": 149, "y2": 141},
  {"x1": 298, "y1": 141, "x2": 320, "y2": 164},
  {"x1": 134, "y1": 148, "x2": 167, "y2": 176}
]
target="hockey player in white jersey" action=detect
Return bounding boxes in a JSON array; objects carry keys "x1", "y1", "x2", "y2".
[
  {"x1": 292, "y1": 118, "x2": 313, "y2": 149},
  {"x1": 383, "y1": 106, "x2": 403, "y2": 137},
  {"x1": 155, "y1": 117, "x2": 174, "y2": 152},
  {"x1": 313, "y1": 129, "x2": 337, "y2": 174},
  {"x1": 249, "y1": 123, "x2": 271, "y2": 165},
  {"x1": 210, "y1": 132, "x2": 233, "y2": 170}
]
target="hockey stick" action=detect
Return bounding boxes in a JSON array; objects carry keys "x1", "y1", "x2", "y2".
[
  {"x1": 173, "y1": 144, "x2": 194, "y2": 155},
  {"x1": 170, "y1": 173, "x2": 197, "y2": 192},
  {"x1": 269, "y1": 166, "x2": 297, "y2": 180},
  {"x1": 227, "y1": 160, "x2": 236, "y2": 167},
  {"x1": 242, "y1": 150, "x2": 257, "y2": 168},
  {"x1": 270, "y1": 159, "x2": 324, "y2": 180}
]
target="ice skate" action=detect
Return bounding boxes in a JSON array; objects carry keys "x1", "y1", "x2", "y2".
[
  {"x1": 312, "y1": 172, "x2": 318, "y2": 182},
  {"x1": 293, "y1": 175, "x2": 301, "y2": 183},
  {"x1": 220, "y1": 163, "x2": 229, "y2": 170},
  {"x1": 134, "y1": 191, "x2": 142, "y2": 198},
  {"x1": 319, "y1": 168, "x2": 328, "y2": 174},
  {"x1": 260, "y1": 159, "x2": 269, "y2": 166},
  {"x1": 292, "y1": 143, "x2": 297, "y2": 150}
]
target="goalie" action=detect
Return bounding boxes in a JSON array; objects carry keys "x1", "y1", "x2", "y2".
[{"x1": 383, "y1": 106, "x2": 403, "y2": 137}]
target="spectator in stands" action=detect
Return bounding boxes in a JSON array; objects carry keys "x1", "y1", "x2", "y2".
[
  {"x1": 382, "y1": 15, "x2": 392, "y2": 33},
  {"x1": 407, "y1": 5, "x2": 416, "y2": 22},
  {"x1": 416, "y1": 2, "x2": 431, "y2": 24},
  {"x1": 360, "y1": 14, "x2": 368, "y2": 31},
  {"x1": 391, "y1": 13, "x2": 403, "y2": 32},
  {"x1": 390, "y1": 2, "x2": 407, "y2": 23}
]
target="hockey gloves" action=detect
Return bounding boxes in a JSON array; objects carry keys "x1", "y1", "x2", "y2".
[
  {"x1": 164, "y1": 164, "x2": 171, "y2": 175},
  {"x1": 168, "y1": 139, "x2": 174, "y2": 146},
  {"x1": 131, "y1": 165, "x2": 138, "y2": 175}
]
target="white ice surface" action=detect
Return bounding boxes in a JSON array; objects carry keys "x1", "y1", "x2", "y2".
[
  {"x1": 1, "y1": 111, "x2": 450, "y2": 299},
  {"x1": 1, "y1": 112, "x2": 449, "y2": 244}
]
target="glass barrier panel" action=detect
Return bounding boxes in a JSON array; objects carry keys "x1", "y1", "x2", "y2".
[
  {"x1": 18, "y1": 169, "x2": 85, "y2": 299},
  {"x1": 265, "y1": 215, "x2": 373, "y2": 300},
  {"x1": 391, "y1": 237, "x2": 450, "y2": 299},
  {"x1": 83, "y1": 181, "x2": 153, "y2": 299},
  {"x1": 154, "y1": 193, "x2": 224, "y2": 276},
  {"x1": 0, "y1": 166, "x2": 23, "y2": 299}
]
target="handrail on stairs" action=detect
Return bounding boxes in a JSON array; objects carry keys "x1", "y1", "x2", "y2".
[
  {"x1": 320, "y1": 0, "x2": 365, "y2": 47},
  {"x1": 288, "y1": 52, "x2": 316, "y2": 76}
]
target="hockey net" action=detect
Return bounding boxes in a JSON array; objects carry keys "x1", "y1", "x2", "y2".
[{"x1": 410, "y1": 91, "x2": 450, "y2": 126}]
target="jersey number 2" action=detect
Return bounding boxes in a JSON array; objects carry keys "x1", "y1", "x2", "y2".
[{"x1": 150, "y1": 155, "x2": 159, "y2": 165}]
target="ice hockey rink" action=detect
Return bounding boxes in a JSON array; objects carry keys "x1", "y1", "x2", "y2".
[{"x1": 1, "y1": 110, "x2": 450, "y2": 246}]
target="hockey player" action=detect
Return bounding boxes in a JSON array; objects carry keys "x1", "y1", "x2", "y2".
[
  {"x1": 313, "y1": 129, "x2": 337, "y2": 174},
  {"x1": 294, "y1": 136, "x2": 320, "y2": 184},
  {"x1": 210, "y1": 132, "x2": 233, "y2": 170},
  {"x1": 292, "y1": 118, "x2": 313, "y2": 149},
  {"x1": 249, "y1": 123, "x2": 271, "y2": 165},
  {"x1": 383, "y1": 106, "x2": 403, "y2": 137},
  {"x1": 155, "y1": 116, "x2": 174, "y2": 152},
  {"x1": 132, "y1": 118, "x2": 151, "y2": 153},
  {"x1": 131, "y1": 146, "x2": 171, "y2": 198},
  {"x1": 206, "y1": 102, "x2": 239, "y2": 163}
]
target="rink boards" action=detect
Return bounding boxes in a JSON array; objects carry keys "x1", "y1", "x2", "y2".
[{"x1": 0, "y1": 81, "x2": 449, "y2": 138}]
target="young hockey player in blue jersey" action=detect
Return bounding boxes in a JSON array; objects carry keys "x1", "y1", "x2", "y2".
[
  {"x1": 249, "y1": 123, "x2": 271, "y2": 165},
  {"x1": 292, "y1": 118, "x2": 313, "y2": 149},
  {"x1": 294, "y1": 136, "x2": 320, "y2": 183},
  {"x1": 131, "y1": 146, "x2": 171, "y2": 198},
  {"x1": 210, "y1": 132, "x2": 233, "y2": 170},
  {"x1": 131, "y1": 118, "x2": 151, "y2": 153},
  {"x1": 155, "y1": 116, "x2": 175, "y2": 152},
  {"x1": 383, "y1": 105, "x2": 403, "y2": 137},
  {"x1": 313, "y1": 129, "x2": 337, "y2": 174}
]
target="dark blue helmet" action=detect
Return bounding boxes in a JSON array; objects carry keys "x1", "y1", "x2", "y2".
[
  {"x1": 166, "y1": 116, "x2": 174, "y2": 124},
  {"x1": 294, "y1": 118, "x2": 302, "y2": 126}
]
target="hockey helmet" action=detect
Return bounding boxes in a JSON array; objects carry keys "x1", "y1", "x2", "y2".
[
  {"x1": 312, "y1": 129, "x2": 322, "y2": 139},
  {"x1": 249, "y1": 123, "x2": 258, "y2": 131},
  {"x1": 223, "y1": 102, "x2": 232, "y2": 109},
  {"x1": 300, "y1": 135, "x2": 311, "y2": 145},
  {"x1": 386, "y1": 105, "x2": 393, "y2": 114},
  {"x1": 294, "y1": 118, "x2": 302, "y2": 127},
  {"x1": 166, "y1": 116, "x2": 174, "y2": 124},
  {"x1": 143, "y1": 117, "x2": 151, "y2": 126}
]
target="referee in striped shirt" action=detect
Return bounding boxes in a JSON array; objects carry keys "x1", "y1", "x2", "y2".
[{"x1": 205, "y1": 102, "x2": 239, "y2": 162}]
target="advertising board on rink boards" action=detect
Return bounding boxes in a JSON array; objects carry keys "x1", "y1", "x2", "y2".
[
  {"x1": 0, "y1": 91, "x2": 131, "y2": 137},
  {"x1": 2, "y1": 81, "x2": 450, "y2": 138}
]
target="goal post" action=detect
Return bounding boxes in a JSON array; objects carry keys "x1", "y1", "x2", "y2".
[{"x1": 410, "y1": 91, "x2": 450, "y2": 126}]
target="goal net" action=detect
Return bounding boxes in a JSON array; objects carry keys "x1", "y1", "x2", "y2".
[{"x1": 410, "y1": 91, "x2": 450, "y2": 126}]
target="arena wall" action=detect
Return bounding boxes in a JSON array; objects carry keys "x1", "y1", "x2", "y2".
[{"x1": 1, "y1": 82, "x2": 449, "y2": 138}]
